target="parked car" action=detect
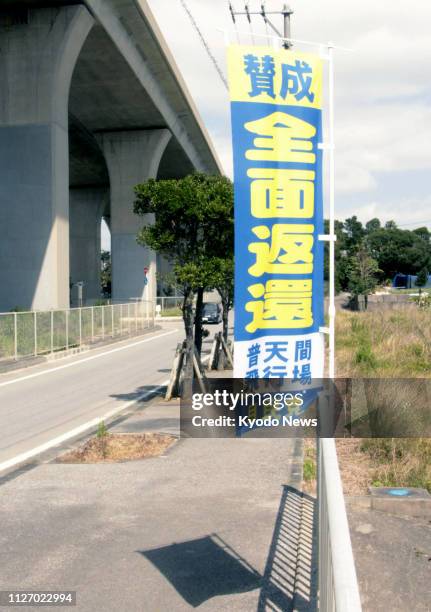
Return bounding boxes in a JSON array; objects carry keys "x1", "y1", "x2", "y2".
[{"x1": 201, "y1": 302, "x2": 222, "y2": 324}]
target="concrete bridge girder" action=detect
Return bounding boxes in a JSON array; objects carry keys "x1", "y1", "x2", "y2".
[
  {"x1": 69, "y1": 186, "x2": 108, "y2": 304},
  {"x1": 97, "y1": 129, "x2": 172, "y2": 303},
  {"x1": 0, "y1": 6, "x2": 94, "y2": 311},
  {"x1": 0, "y1": 1, "x2": 221, "y2": 312}
]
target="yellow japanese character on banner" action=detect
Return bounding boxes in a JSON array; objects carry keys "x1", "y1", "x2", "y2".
[
  {"x1": 245, "y1": 279, "x2": 313, "y2": 333},
  {"x1": 248, "y1": 224, "x2": 314, "y2": 277},
  {"x1": 244, "y1": 112, "x2": 316, "y2": 164},
  {"x1": 248, "y1": 168, "x2": 315, "y2": 219}
]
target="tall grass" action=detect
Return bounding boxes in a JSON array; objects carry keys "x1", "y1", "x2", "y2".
[
  {"x1": 336, "y1": 307, "x2": 431, "y2": 377},
  {"x1": 336, "y1": 307, "x2": 431, "y2": 492},
  {"x1": 361, "y1": 438, "x2": 431, "y2": 492}
]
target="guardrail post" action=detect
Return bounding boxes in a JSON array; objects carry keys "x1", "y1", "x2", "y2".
[
  {"x1": 14, "y1": 312, "x2": 18, "y2": 360},
  {"x1": 111, "y1": 305, "x2": 114, "y2": 337},
  {"x1": 79, "y1": 308, "x2": 82, "y2": 347}
]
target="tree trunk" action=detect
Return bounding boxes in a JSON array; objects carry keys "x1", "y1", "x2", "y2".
[
  {"x1": 194, "y1": 286, "x2": 204, "y2": 358},
  {"x1": 222, "y1": 296, "x2": 229, "y2": 343},
  {"x1": 182, "y1": 288, "x2": 195, "y2": 393},
  {"x1": 218, "y1": 291, "x2": 230, "y2": 369}
]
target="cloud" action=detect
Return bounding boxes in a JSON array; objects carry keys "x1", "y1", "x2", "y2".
[
  {"x1": 145, "y1": 0, "x2": 431, "y2": 225},
  {"x1": 339, "y1": 196, "x2": 431, "y2": 229}
]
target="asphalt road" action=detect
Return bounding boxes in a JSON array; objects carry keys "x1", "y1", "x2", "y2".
[{"x1": 0, "y1": 322, "x2": 191, "y2": 469}]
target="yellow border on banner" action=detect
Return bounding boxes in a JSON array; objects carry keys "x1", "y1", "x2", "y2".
[{"x1": 227, "y1": 44, "x2": 322, "y2": 109}]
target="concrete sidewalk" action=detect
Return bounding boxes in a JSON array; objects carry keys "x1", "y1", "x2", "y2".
[
  {"x1": 347, "y1": 502, "x2": 431, "y2": 611},
  {"x1": 0, "y1": 394, "x2": 315, "y2": 612}
]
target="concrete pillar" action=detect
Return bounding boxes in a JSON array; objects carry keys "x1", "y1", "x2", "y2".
[
  {"x1": 0, "y1": 7, "x2": 93, "y2": 311},
  {"x1": 69, "y1": 187, "x2": 107, "y2": 305},
  {"x1": 98, "y1": 130, "x2": 171, "y2": 302}
]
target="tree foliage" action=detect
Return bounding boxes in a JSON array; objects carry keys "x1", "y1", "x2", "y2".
[
  {"x1": 347, "y1": 242, "x2": 380, "y2": 300},
  {"x1": 330, "y1": 216, "x2": 431, "y2": 294},
  {"x1": 134, "y1": 173, "x2": 234, "y2": 362},
  {"x1": 415, "y1": 267, "x2": 429, "y2": 289},
  {"x1": 101, "y1": 250, "x2": 111, "y2": 297}
]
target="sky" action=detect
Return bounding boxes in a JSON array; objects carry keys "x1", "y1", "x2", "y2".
[{"x1": 142, "y1": 0, "x2": 431, "y2": 230}]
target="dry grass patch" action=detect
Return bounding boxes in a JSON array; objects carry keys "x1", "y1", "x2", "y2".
[
  {"x1": 302, "y1": 439, "x2": 374, "y2": 497},
  {"x1": 59, "y1": 432, "x2": 175, "y2": 463},
  {"x1": 360, "y1": 438, "x2": 431, "y2": 492},
  {"x1": 336, "y1": 439, "x2": 374, "y2": 496},
  {"x1": 335, "y1": 307, "x2": 431, "y2": 494},
  {"x1": 336, "y1": 307, "x2": 431, "y2": 377}
]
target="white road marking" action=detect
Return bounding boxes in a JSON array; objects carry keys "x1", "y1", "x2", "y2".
[
  {"x1": 0, "y1": 329, "x2": 179, "y2": 389},
  {"x1": 0, "y1": 351, "x2": 211, "y2": 475},
  {"x1": 0, "y1": 380, "x2": 169, "y2": 474}
]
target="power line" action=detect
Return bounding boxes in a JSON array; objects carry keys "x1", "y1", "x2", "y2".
[
  {"x1": 398, "y1": 219, "x2": 431, "y2": 228},
  {"x1": 178, "y1": 0, "x2": 228, "y2": 90},
  {"x1": 229, "y1": 2, "x2": 294, "y2": 49}
]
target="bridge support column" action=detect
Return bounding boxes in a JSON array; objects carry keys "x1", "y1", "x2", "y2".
[
  {"x1": 0, "y1": 6, "x2": 93, "y2": 311},
  {"x1": 69, "y1": 188, "x2": 107, "y2": 305},
  {"x1": 98, "y1": 130, "x2": 171, "y2": 303}
]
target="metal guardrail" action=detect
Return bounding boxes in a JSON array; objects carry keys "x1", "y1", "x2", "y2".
[
  {"x1": 0, "y1": 301, "x2": 155, "y2": 362},
  {"x1": 318, "y1": 438, "x2": 362, "y2": 611}
]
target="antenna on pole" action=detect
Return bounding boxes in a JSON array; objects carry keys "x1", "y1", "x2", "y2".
[
  {"x1": 229, "y1": 2, "x2": 294, "y2": 49},
  {"x1": 228, "y1": 1, "x2": 236, "y2": 24}
]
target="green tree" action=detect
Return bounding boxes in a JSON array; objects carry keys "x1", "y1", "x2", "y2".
[
  {"x1": 134, "y1": 173, "x2": 234, "y2": 368},
  {"x1": 101, "y1": 250, "x2": 111, "y2": 297},
  {"x1": 347, "y1": 242, "x2": 380, "y2": 308},
  {"x1": 413, "y1": 226, "x2": 431, "y2": 244},
  {"x1": 344, "y1": 216, "x2": 365, "y2": 252},
  {"x1": 415, "y1": 267, "x2": 429, "y2": 292},
  {"x1": 365, "y1": 218, "x2": 381, "y2": 234},
  {"x1": 385, "y1": 220, "x2": 397, "y2": 230},
  {"x1": 324, "y1": 219, "x2": 355, "y2": 292},
  {"x1": 207, "y1": 257, "x2": 234, "y2": 343},
  {"x1": 367, "y1": 227, "x2": 431, "y2": 279}
]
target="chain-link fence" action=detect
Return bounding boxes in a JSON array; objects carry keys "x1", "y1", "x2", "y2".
[
  {"x1": 0, "y1": 301, "x2": 155, "y2": 362},
  {"x1": 156, "y1": 296, "x2": 184, "y2": 317}
]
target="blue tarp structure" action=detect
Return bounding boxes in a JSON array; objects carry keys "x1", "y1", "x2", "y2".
[{"x1": 392, "y1": 273, "x2": 431, "y2": 289}]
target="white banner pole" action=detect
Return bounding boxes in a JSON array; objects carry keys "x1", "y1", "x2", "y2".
[{"x1": 328, "y1": 42, "x2": 336, "y2": 380}]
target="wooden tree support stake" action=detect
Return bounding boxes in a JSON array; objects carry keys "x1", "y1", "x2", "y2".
[
  {"x1": 209, "y1": 333, "x2": 221, "y2": 370},
  {"x1": 220, "y1": 334, "x2": 234, "y2": 369},
  {"x1": 165, "y1": 341, "x2": 185, "y2": 400}
]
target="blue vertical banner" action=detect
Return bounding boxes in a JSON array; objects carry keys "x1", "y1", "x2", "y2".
[{"x1": 227, "y1": 45, "x2": 325, "y2": 380}]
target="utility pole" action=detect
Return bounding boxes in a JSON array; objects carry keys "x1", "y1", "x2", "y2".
[
  {"x1": 282, "y1": 4, "x2": 293, "y2": 48},
  {"x1": 229, "y1": 2, "x2": 294, "y2": 49}
]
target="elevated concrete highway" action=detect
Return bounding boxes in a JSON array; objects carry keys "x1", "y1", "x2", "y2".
[{"x1": 0, "y1": 1, "x2": 222, "y2": 311}]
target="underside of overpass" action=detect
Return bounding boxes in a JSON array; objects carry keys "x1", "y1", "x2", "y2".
[{"x1": 0, "y1": 1, "x2": 221, "y2": 311}]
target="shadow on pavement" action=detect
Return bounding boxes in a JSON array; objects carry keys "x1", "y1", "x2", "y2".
[
  {"x1": 139, "y1": 486, "x2": 317, "y2": 610},
  {"x1": 139, "y1": 534, "x2": 261, "y2": 608},
  {"x1": 258, "y1": 486, "x2": 318, "y2": 612},
  {"x1": 109, "y1": 385, "x2": 166, "y2": 403}
]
